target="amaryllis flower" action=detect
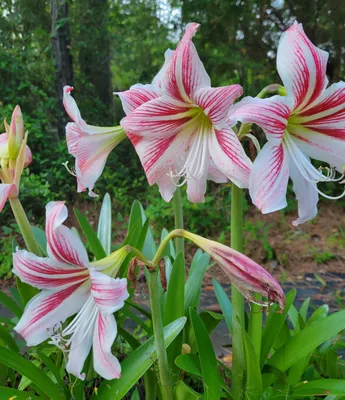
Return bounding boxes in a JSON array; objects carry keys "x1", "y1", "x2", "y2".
[
  {"x1": 179, "y1": 230, "x2": 285, "y2": 310},
  {"x1": 118, "y1": 23, "x2": 251, "y2": 203},
  {"x1": 63, "y1": 86, "x2": 126, "y2": 197},
  {"x1": 228, "y1": 22, "x2": 345, "y2": 225},
  {"x1": 13, "y1": 201, "x2": 129, "y2": 380},
  {"x1": 0, "y1": 106, "x2": 32, "y2": 212}
]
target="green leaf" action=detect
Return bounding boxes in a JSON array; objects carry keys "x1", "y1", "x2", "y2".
[
  {"x1": 0, "y1": 348, "x2": 65, "y2": 400},
  {"x1": 37, "y1": 351, "x2": 69, "y2": 399},
  {"x1": 307, "y1": 304, "x2": 329, "y2": 325},
  {"x1": 299, "y1": 297, "x2": 310, "y2": 323},
  {"x1": 95, "y1": 317, "x2": 187, "y2": 400},
  {"x1": 200, "y1": 310, "x2": 224, "y2": 334},
  {"x1": 117, "y1": 326, "x2": 141, "y2": 350},
  {"x1": 0, "y1": 387, "x2": 40, "y2": 399},
  {"x1": 264, "y1": 310, "x2": 345, "y2": 388},
  {"x1": 174, "y1": 380, "x2": 202, "y2": 399},
  {"x1": 175, "y1": 354, "x2": 202, "y2": 377},
  {"x1": 0, "y1": 290, "x2": 22, "y2": 318},
  {"x1": 184, "y1": 252, "x2": 210, "y2": 313},
  {"x1": 31, "y1": 226, "x2": 48, "y2": 256},
  {"x1": 163, "y1": 253, "x2": 185, "y2": 378},
  {"x1": 97, "y1": 193, "x2": 112, "y2": 255},
  {"x1": 242, "y1": 329, "x2": 262, "y2": 400},
  {"x1": 130, "y1": 388, "x2": 140, "y2": 400},
  {"x1": 74, "y1": 208, "x2": 106, "y2": 260},
  {"x1": 213, "y1": 278, "x2": 232, "y2": 333},
  {"x1": 0, "y1": 324, "x2": 19, "y2": 352},
  {"x1": 190, "y1": 308, "x2": 221, "y2": 400},
  {"x1": 290, "y1": 379, "x2": 345, "y2": 396},
  {"x1": 261, "y1": 289, "x2": 296, "y2": 367}
]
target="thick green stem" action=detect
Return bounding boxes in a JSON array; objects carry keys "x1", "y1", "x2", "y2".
[
  {"x1": 9, "y1": 197, "x2": 41, "y2": 256},
  {"x1": 248, "y1": 294, "x2": 262, "y2": 360},
  {"x1": 230, "y1": 184, "x2": 245, "y2": 399},
  {"x1": 173, "y1": 187, "x2": 184, "y2": 255},
  {"x1": 148, "y1": 269, "x2": 173, "y2": 400}
]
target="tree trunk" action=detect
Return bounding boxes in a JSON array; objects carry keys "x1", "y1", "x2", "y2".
[{"x1": 51, "y1": 0, "x2": 74, "y2": 138}]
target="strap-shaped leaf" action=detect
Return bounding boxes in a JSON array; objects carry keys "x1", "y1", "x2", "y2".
[
  {"x1": 97, "y1": 193, "x2": 112, "y2": 255},
  {"x1": 0, "y1": 348, "x2": 65, "y2": 400},
  {"x1": 0, "y1": 290, "x2": 22, "y2": 318},
  {"x1": 74, "y1": 208, "x2": 106, "y2": 260}
]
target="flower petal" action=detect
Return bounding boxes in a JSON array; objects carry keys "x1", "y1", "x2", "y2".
[
  {"x1": 288, "y1": 153, "x2": 318, "y2": 226},
  {"x1": 116, "y1": 84, "x2": 160, "y2": 116},
  {"x1": 186, "y1": 175, "x2": 207, "y2": 203},
  {"x1": 0, "y1": 184, "x2": 16, "y2": 212},
  {"x1": 73, "y1": 126, "x2": 126, "y2": 197},
  {"x1": 93, "y1": 313, "x2": 121, "y2": 380},
  {"x1": 121, "y1": 96, "x2": 193, "y2": 138},
  {"x1": 156, "y1": 173, "x2": 178, "y2": 202},
  {"x1": 277, "y1": 22, "x2": 328, "y2": 111},
  {"x1": 0, "y1": 133, "x2": 9, "y2": 159},
  {"x1": 228, "y1": 96, "x2": 293, "y2": 143},
  {"x1": 63, "y1": 86, "x2": 84, "y2": 124},
  {"x1": 192, "y1": 85, "x2": 243, "y2": 125},
  {"x1": 163, "y1": 22, "x2": 211, "y2": 102},
  {"x1": 288, "y1": 124, "x2": 345, "y2": 172},
  {"x1": 183, "y1": 231, "x2": 285, "y2": 310},
  {"x1": 91, "y1": 271, "x2": 128, "y2": 315},
  {"x1": 208, "y1": 126, "x2": 251, "y2": 188},
  {"x1": 249, "y1": 142, "x2": 289, "y2": 213},
  {"x1": 14, "y1": 282, "x2": 90, "y2": 346},
  {"x1": 65, "y1": 298, "x2": 96, "y2": 380},
  {"x1": 129, "y1": 120, "x2": 196, "y2": 186},
  {"x1": 45, "y1": 201, "x2": 89, "y2": 267},
  {"x1": 13, "y1": 249, "x2": 88, "y2": 289},
  {"x1": 152, "y1": 49, "x2": 174, "y2": 89}
]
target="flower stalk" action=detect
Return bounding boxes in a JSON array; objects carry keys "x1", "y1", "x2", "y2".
[
  {"x1": 173, "y1": 187, "x2": 184, "y2": 256},
  {"x1": 230, "y1": 184, "x2": 245, "y2": 399},
  {"x1": 9, "y1": 197, "x2": 41, "y2": 256},
  {"x1": 147, "y1": 268, "x2": 173, "y2": 400}
]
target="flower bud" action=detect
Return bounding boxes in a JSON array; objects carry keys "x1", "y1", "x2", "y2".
[
  {"x1": 181, "y1": 230, "x2": 285, "y2": 311},
  {"x1": 8, "y1": 105, "x2": 25, "y2": 160}
]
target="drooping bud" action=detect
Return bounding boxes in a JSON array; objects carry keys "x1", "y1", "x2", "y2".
[
  {"x1": 180, "y1": 230, "x2": 286, "y2": 311},
  {"x1": 8, "y1": 105, "x2": 25, "y2": 160}
]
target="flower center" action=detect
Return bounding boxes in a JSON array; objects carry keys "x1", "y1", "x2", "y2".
[{"x1": 167, "y1": 107, "x2": 212, "y2": 185}]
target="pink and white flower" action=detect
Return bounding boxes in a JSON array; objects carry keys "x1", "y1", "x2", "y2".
[
  {"x1": 118, "y1": 23, "x2": 251, "y2": 203},
  {"x1": 0, "y1": 106, "x2": 32, "y2": 212},
  {"x1": 63, "y1": 86, "x2": 126, "y2": 197},
  {"x1": 13, "y1": 201, "x2": 129, "y2": 380},
  {"x1": 228, "y1": 22, "x2": 345, "y2": 225}
]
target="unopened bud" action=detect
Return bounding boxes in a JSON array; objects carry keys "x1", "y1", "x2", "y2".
[{"x1": 8, "y1": 105, "x2": 24, "y2": 160}]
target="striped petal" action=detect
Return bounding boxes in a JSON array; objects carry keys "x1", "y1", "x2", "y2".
[
  {"x1": 0, "y1": 184, "x2": 16, "y2": 212},
  {"x1": 249, "y1": 142, "x2": 289, "y2": 213},
  {"x1": 14, "y1": 282, "x2": 89, "y2": 346},
  {"x1": 192, "y1": 85, "x2": 243, "y2": 125},
  {"x1": 182, "y1": 231, "x2": 285, "y2": 310},
  {"x1": 72, "y1": 126, "x2": 126, "y2": 197},
  {"x1": 45, "y1": 201, "x2": 89, "y2": 267},
  {"x1": 93, "y1": 313, "x2": 121, "y2": 380},
  {"x1": 129, "y1": 120, "x2": 196, "y2": 186},
  {"x1": 152, "y1": 49, "x2": 174, "y2": 89},
  {"x1": 277, "y1": 22, "x2": 328, "y2": 111},
  {"x1": 288, "y1": 153, "x2": 318, "y2": 226},
  {"x1": 208, "y1": 126, "x2": 251, "y2": 188},
  {"x1": 228, "y1": 96, "x2": 293, "y2": 143},
  {"x1": 163, "y1": 23, "x2": 211, "y2": 102},
  {"x1": 116, "y1": 84, "x2": 160, "y2": 116},
  {"x1": 13, "y1": 249, "x2": 88, "y2": 290},
  {"x1": 63, "y1": 86, "x2": 84, "y2": 124},
  {"x1": 288, "y1": 124, "x2": 345, "y2": 172},
  {"x1": 0, "y1": 133, "x2": 9, "y2": 159},
  {"x1": 90, "y1": 270, "x2": 129, "y2": 315},
  {"x1": 121, "y1": 96, "x2": 194, "y2": 138}
]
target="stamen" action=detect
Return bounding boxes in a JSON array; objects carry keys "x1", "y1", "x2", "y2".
[{"x1": 62, "y1": 161, "x2": 77, "y2": 177}]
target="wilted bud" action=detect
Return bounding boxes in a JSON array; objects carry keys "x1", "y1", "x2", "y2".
[
  {"x1": 180, "y1": 230, "x2": 285, "y2": 311},
  {"x1": 8, "y1": 105, "x2": 25, "y2": 160}
]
